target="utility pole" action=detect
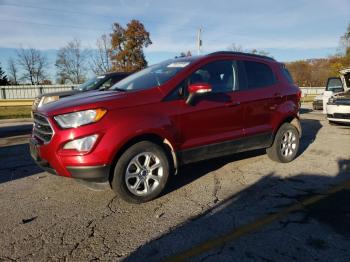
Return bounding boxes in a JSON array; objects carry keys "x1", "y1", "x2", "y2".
[{"x1": 197, "y1": 27, "x2": 202, "y2": 55}]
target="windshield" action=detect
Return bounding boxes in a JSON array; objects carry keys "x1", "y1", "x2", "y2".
[
  {"x1": 326, "y1": 78, "x2": 343, "y2": 92},
  {"x1": 110, "y1": 60, "x2": 192, "y2": 91},
  {"x1": 77, "y1": 75, "x2": 105, "y2": 91}
]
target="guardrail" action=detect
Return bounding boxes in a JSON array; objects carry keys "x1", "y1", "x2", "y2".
[{"x1": 0, "y1": 85, "x2": 78, "y2": 99}]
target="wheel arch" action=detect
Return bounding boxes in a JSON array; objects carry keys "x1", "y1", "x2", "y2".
[
  {"x1": 108, "y1": 133, "x2": 178, "y2": 182},
  {"x1": 275, "y1": 115, "x2": 302, "y2": 138}
]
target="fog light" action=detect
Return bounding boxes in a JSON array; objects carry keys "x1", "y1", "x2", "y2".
[{"x1": 63, "y1": 134, "x2": 98, "y2": 152}]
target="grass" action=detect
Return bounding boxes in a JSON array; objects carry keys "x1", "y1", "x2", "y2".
[{"x1": 0, "y1": 106, "x2": 32, "y2": 119}]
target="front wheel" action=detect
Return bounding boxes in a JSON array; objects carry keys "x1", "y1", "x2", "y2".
[
  {"x1": 266, "y1": 123, "x2": 300, "y2": 163},
  {"x1": 111, "y1": 141, "x2": 169, "y2": 203}
]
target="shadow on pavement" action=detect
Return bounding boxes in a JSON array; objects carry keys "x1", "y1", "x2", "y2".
[
  {"x1": 0, "y1": 124, "x2": 33, "y2": 138},
  {"x1": 298, "y1": 119, "x2": 322, "y2": 156},
  {"x1": 0, "y1": 143, "x2": 42, "y2": 184},
  {"x1": 164, "y1": 118, "x2": 321, "y2": 196},
  {"x1": 300, "y1": 108, "x2": 313, "y2": 114},
  {"x1": 126, "y1": 158, "x2": 350, "y2": 262}
]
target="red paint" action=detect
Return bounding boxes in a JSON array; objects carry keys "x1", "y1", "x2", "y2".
[{"x1": 32, "y1": 53, "x2": 300, "y2": 178}]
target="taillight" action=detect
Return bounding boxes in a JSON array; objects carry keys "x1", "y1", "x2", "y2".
[{"x1": 297, "y1": 89, "x2": 302, "y2": 100}]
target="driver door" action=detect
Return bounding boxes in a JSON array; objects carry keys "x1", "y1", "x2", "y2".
[{"x1": 175, "y1": 59, "x2": 245, "y2": 163}]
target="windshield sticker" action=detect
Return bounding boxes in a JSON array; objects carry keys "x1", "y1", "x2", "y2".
[{"x1": 167, "y1": 62, "x2": 190, "y2": 68}]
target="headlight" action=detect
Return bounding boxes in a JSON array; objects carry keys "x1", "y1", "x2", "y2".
[
  {"x1": 328, "y1": 97, "x2": 336, "y2": 104},
  {"x1": 54, "y1": 108, "x2": 107, "y2": 129},
  {"x1": 39, "y1": 96, "x2": 59, "y2": 107},
  {"x1": 63, "y1": 134, "x2": 98, "y2": 152}
]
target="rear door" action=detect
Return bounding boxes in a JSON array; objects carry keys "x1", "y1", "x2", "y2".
[{"x1": 239, "y1": 60, "x2": 279, "y2": 138}]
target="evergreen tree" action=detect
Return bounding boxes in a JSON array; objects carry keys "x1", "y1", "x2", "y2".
[{"x1": 0, "y1": 64, "x2": 9, "y2": 85}]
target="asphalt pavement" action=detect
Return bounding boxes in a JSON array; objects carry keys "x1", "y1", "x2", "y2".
[{"x1": 0, "y1": 107, "x2": 350, "y2": 261}]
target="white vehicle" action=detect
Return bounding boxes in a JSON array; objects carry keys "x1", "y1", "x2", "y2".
[
  {"x1": 312, "y1": 92, "x2": 324, "y2": 110},
  {"x1": 326, "y1": 68, "x2": 350, "y2": 123},
  {"x1": 322, "y1": 77, "x2": 346, "y2": 114}
]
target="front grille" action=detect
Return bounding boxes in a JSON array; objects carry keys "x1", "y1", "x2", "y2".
[
  {"x1": 334, "y1": 113, "x2": 350, "y2": 119},
  {"x1": 33, "y1": 113, "x2": 54, "y2": 143}
]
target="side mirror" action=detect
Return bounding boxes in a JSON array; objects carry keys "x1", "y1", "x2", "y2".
[{"x1": 186, "y1": 83, "x2": 212, "y2": 105}]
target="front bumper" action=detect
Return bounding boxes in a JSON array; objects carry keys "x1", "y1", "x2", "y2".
[
  {"x1": 326, "y1": 104, "x2": 350, "y2": 123},
  {"x1": 29, "y1": 129, "x2": 111, "y2": 183}
]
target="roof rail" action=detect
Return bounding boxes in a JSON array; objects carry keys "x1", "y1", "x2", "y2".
[{"x1": 207, "y1": 51, "x2": 275, "y2": 61}]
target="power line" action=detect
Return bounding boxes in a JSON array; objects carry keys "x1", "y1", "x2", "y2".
[
  {"x1": 0, "y1": 18, "x2": 109, "y2": 32},
  {"x1": 0, "y1": 3, "x2": 201, "y2": 30}
]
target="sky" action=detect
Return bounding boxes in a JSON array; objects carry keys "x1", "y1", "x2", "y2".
[{"x1": 0, "y1": 0, "x2": 349, "y2": 80}]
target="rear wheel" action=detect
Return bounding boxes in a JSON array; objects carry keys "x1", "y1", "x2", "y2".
[
  {"x1": 266, "y1": 123, "x2": 300, "y2": 163},
  {"x1": 111, "y1": 141, "x2": 169, "y2": 203}
]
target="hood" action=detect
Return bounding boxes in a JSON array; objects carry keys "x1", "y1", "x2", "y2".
[
  {"x1": 37, "y1": 89, "x2": 80, "y2": 99},
  {"x1": 330, "y1": 91, "x2": 350, "y2": 105},
  {"x1": 39, "y1": 88, "x2": 163, "y2": 116},
  {"x1": 333, "y1": 91, "x2": 350, "y2": 99}
]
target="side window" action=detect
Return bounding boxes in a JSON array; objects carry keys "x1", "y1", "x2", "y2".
[
  {"x1": 111, "y1": 76, "x2": 122, "y2": 86},
  {"x1": 244, "y1": 61, "x2": 276, "y2": 89},
  {"x1": 281, "y1": 66, "x2": 294, "y2": 84},
  {"x1": 101, "y1": 78, "x2": 112, "y2": 89},
  {"x1": 189, "y1": 60, "x2": 238, "y2": 93}
]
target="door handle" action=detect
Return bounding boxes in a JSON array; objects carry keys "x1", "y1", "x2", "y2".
[{"x1": 226, "y1": 101, "x2": 241, "y2": 107}]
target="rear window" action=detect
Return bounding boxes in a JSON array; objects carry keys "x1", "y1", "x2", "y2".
[{"x1": 244, "y1": 61, "x2": 276, "y2": 89}]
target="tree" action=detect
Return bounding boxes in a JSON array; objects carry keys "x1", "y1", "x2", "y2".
[
  {"x1": 179, "y1": 51, "x2": 192, "y2": 57},
  {"x1": 339, "y1": 23, "x2": 350, "y2": 55},
  {"x1": 55, "y1": 39, "x2": 89, "y2": 84},
  {"x1": 227, "y1": 43, "x2": 244, "y2": 52},
  {"x1": 16, "y1": 48, "x2": 48, "y2": 85},
  {"x1": 110, "y1": 19, "x2": 152, "y2": 72},
  {"x1": 91, "y1": 34, "x2": 112, "y2": 75},
  {"x1": 0, "y1": 64, "x2": 9, "y2": 85},
  {"x1": 227, "y1": 43, "x2": 270, "y2": 56},
  {"x1": 7, "y1": 58, "x2": 19, "y2": 85}
]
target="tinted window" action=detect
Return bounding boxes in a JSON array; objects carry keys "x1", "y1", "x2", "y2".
[
  {"x1": 244, "y1": 61, "x2": 276, "y2": 89},
  {"x1": 326, "y1": 78, "x2": 343, "y2": 92},
  {"x1": 281, "y1": 67, "x2": 294, "y2": 84},
  {"x1": 77, "y1": 76, "x2": 105, "y2": 91},
  {"x1": 189, "y1": 60, "x2": 238, "y2": 93},
  {"x1": 109, "y1": 74, "x2": 128, "y2": 86}
]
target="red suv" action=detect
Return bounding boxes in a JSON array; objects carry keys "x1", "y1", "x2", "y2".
[{"x1": 30, "y1": 52, "x2": 302, "y2": 203}]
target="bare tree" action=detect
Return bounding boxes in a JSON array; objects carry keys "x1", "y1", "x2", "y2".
[
  {"x1": 339, "y1": 23, "x2": 350, "y2": 55},
  {"x1": 55, "y1": 39, "x2": 89, "y2": 84},
  {"x1": 227, "y1": 43, "x2": 244, "y2": 52},
  {"x1": 7, "y1": 58, "x2": 19, "y2": 85},
  {"x1": 16, "y1": 48, "x2": 49, "y2": 85},
  {"x1": 91, "y1": 34, "x2": 112, "y2": 75},
  {"x1": 227, "y1": 43, "x2": 270, "y2": 56}
]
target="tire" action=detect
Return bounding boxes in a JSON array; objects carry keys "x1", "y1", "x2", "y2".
[
  {"x1": 111, "y1": 141, "x2": 169, "y2": 203},
  {"x1": 328, "y1": 120, "x2": 337, "y2": 125},
  {"x1": 266, "y1": 123, "x2": 300, "y2": 163}
]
